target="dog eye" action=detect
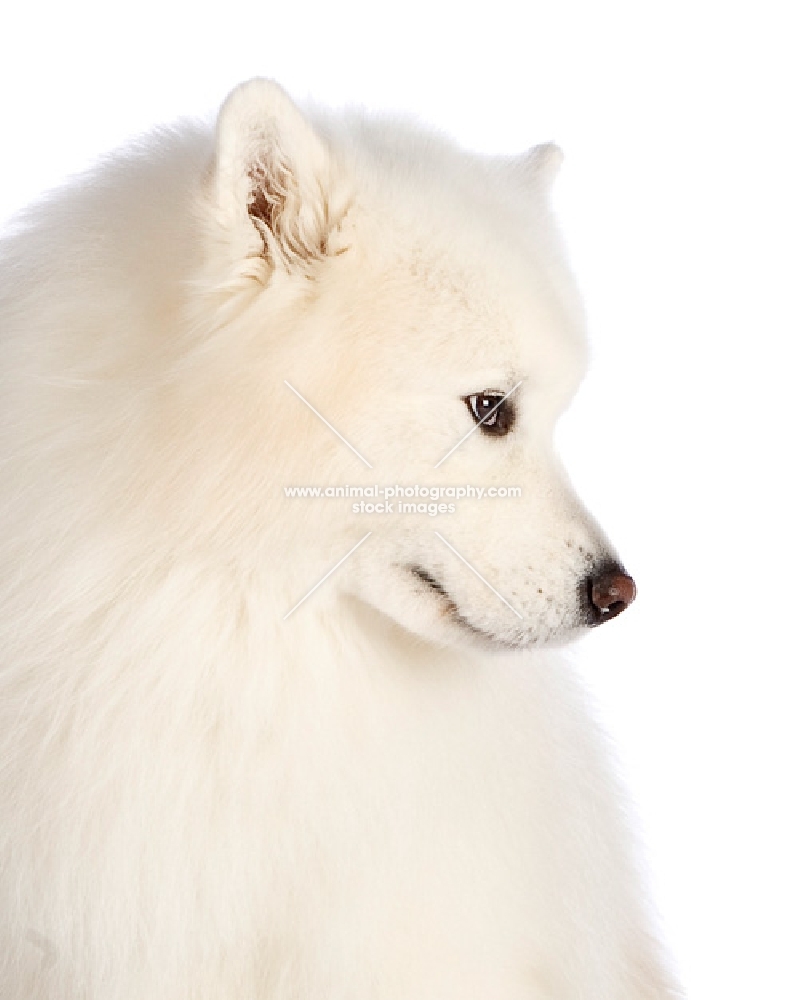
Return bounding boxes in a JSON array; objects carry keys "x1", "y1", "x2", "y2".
[{"x1": 464, "y1": 391, "x2": 514, "y2": 436}]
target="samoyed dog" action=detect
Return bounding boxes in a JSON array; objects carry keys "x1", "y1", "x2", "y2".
[{"x1": 0, "y1": 80, "x2": 678, "y2": 999}]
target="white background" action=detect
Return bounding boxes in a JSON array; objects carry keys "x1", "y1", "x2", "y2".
[{"x1": 2, "y1": 3, "x2": 798, "y2": 997}]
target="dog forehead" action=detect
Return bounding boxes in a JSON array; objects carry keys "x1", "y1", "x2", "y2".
[
  {"x1": 365, "y1": 224, "x2": 586, "y2": 385},
  {"x1": 327, "y1": 124, "x2": 588, "y2": 386}
]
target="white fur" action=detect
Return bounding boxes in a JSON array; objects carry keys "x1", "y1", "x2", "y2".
[{"x1": 0, "y1": 80, "x2": 678, "y2": 998}]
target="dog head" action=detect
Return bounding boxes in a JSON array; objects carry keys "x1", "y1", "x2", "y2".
[{"x1": 199, "y1": 80, "x2": 635, "y2": 649}]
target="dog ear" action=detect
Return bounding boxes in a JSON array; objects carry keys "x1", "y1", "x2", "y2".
[
  {"x1": 519, "y1": 142, "x2": 564, "y2": 191},
  {"x1": 212, "y1": 79, "x2": 341, "y2": 272}
]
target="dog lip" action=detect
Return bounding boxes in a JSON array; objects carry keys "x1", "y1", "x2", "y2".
[
  {"x1": 407, "y1": 564, "x2": 523, "y2": 649},
  {"x1": 409, "y1": 565, "x2": 450, "y2": 599},
  {"x1": 408, "y1": 563, "x2": 478, "y2": 630}
]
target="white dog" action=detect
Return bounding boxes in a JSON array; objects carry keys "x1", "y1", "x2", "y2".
[{"x1": 0, "y1": 80, "x2": 679, "y2": 999}]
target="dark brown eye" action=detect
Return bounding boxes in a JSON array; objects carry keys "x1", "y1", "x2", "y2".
[{"x1": 464, "y1": 391, "x2": 515, "y2": 436}]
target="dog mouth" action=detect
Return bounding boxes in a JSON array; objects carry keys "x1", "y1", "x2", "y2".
[
  {"x1": 409, "y1": 565, "x2": 452, "y2": 603},
  {"x1": 408, "y1": 564, "x2": 522, "y2": 649}
]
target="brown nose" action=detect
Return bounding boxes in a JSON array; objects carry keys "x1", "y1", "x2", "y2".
[{"x1": 589, "y1": 567, "x2": 636, "y2": 624}]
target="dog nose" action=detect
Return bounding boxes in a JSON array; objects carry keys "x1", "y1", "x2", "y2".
[{"x1": 587, "y1": 565, "x2": 636, "y2": 624}]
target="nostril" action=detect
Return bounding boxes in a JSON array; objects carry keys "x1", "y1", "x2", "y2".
[{"x1": 587, "y1": 566, "x2": 636, "y2": 625}]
